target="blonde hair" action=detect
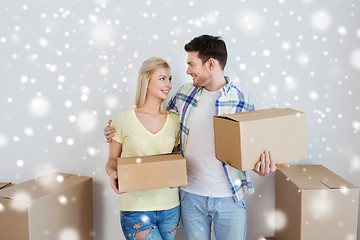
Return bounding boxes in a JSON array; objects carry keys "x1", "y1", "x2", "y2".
[{"x1": 135, "y1": 57, "x2": 171, "y2": 113}]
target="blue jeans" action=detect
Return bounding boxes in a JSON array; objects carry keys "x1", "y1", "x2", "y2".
[
  {"x1": 180, "y1": 190, "x2": 247, "y2": 240},
  {"x1": 120, "y1": 205, "x2": 180, "y2": 240}
]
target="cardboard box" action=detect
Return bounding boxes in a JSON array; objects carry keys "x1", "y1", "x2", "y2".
[
  {"x1": 0, "y1": 182, "x2": 12, "y2": 190},
  {"x1": 275, "y1": 165, "x2": 359, "y2": 240},
  {"x1": 117, "y1": 153, "x2": 187, "y2": 192},
  {"x1": 0, "y1": 172, "x2": 93, "y2": 240},
  {"x1": 213, "y1": 108, "x2": 307, "y2": 171},
  {"x1": 265, "y1": 238, "x2": 275, "y2": 240}
]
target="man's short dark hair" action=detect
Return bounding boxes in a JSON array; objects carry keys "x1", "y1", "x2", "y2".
[{"x1": 184, "y1": 34, "x2": 227, "y2": 70}]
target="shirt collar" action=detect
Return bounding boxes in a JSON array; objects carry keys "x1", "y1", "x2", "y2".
[
  {"x1": 196, "y1": 76, "x2": 232, "y2": 95},
  {"x1": 221, "y1": 76, "x2": 232, "y2": 94}
]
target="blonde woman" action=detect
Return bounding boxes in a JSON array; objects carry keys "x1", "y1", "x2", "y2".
[{"x1": 106, "y1": 57, "x2": 180, "y2": 240}]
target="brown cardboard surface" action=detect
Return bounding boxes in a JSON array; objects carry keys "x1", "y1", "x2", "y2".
[
  {"x1": 275, "y1": 165, "x2": 359, "y2": 240},
  {"x1": 0, "y1": 172, "x2": 93, "y2": 240},
  {"x1": 264, "y1": 238, "x2": 276, "y2": 240},
  {"x1": 117, "y1": 153, "x2": 187, "y2": 192},
  {"x1": 0, "y1": 182, "x2": 11, "y2": 190},
  {"x1": 223, "y1": 108, "x2": 302, "y2": 122},
  {"x1": 214, "y1": 108, "x2": 307, "y2": 171}
]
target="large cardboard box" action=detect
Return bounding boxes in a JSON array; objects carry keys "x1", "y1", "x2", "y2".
[
  {"x1": 117, "y1": 153, "x2": 187, "y2": 192},
  {"x1": 0, "y1": 182, "x2": 12, "y2": 190},
  {"x1": 0, "y1": 172, "x2": 93, "y2": 240},
  {"x1": 213, "y1": 108, "x2": 306, "y2": 171},
  {"x1": 275, "y1": 165, "x2": 359, "y2": 240}
]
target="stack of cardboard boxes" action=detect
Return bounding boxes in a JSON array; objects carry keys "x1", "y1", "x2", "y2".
[
  {"x1": 213, "y1": 108, "x2": 359, "y2": 239},
  {"x1": 0, "y1": 172, "x2": 93, "y2": 240}
]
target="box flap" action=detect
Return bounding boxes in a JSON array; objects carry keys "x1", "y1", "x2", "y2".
[
  {"x1": 0, "y1": 172, "x2": 82, "y2": 203},
  {"x1": 279, "y1": 165, "x2": 357, "y2": 190},
  {"x1": 218, "y1": 108, "x2": 304, "y2": 122},
  {"x1": 118, "y1": 153, "x2": 184, "y2": 165},
  {"x1": 0, "y1": 182, "x2": 12, "y2": 190}
]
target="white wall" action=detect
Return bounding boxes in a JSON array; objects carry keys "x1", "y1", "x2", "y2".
[{"x1": 1, "y1": 0, "x2": 359, "y2": 239}]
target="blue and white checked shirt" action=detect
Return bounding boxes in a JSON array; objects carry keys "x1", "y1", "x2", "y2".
[{"x1": 166, "y1": 77, "x2": 255, "y2": 203}]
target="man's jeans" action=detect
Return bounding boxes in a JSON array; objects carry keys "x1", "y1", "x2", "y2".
[
  {"x1": 120, "y1": 205, "x2": 180, "y2": 240},
  {"x1": 180, "y1": 190, "x2": 247, "y2": 240}
]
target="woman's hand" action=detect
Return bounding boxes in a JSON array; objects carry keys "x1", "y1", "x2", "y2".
[{"x1": 109, "y1": 171, "x2": 121, "y2": 194}]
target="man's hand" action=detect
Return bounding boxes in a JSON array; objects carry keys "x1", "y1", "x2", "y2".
[
  {"x1": 104, "y1": 120, "x2": 116, "y2": 143},
  {"x1": 254, "y1": 150, "x2": 289, "y2": 177}
]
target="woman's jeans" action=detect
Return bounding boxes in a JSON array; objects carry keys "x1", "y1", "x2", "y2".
[{"x1": 120, "y1": 205, "x2": 180, "y2": 240}]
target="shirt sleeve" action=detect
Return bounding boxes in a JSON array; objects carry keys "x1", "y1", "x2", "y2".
[
  {"x1": 110, "y1": 111, "x2": 125, "y2": 144},
  {"x1": 243, "y1": 91, "x2": 256, "y2": 111},
  {"x1": 166, "y1": 90, "x2": 180, "y2": 115}
]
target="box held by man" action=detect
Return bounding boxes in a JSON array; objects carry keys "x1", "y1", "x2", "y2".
[{"x1": 213, "y1": 108, "x2": 306, "y2": 171}]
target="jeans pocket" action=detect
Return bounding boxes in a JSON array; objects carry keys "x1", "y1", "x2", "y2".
[
  {"x1": 120, "y1": 211, "x2": 133, "y2": 217},
  {"x1": 236, "y1": 197, "x2": 246, "y2": 209}
]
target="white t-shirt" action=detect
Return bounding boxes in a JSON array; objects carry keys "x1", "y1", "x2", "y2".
[{"x1": 182, "y1": 88, "x2": 233, "y2": 197}]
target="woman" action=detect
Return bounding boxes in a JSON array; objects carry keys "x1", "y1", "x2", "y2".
[{"x1": 106, "y1": 57, "x2": 180, "y2": 240}]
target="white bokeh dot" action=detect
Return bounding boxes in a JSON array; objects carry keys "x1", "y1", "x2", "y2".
[
  {"x1": 69, "y1": 115, "x2": 76, "y2": 122},
  {"x1": 10, "y1": 191, "x2": 31, "y2": 212},
  {"x1": 59, "y1": 228, "x2": 79, "y2": 240},
  {"x1": 269, "y1": 85, "x2": 278, "y2": 94},
  {"x1": 281, "y1": 41, "x2": 290, "y2": 51},
  {"x1": 20, "y1": 75, "x2": 28, "y2": 83},
  {"x1": 39, "y1": 38, "x2": 49, "y2": 47},
  {"x1": 140, "y1": 214, "x2": 150, "y2": 223},
  {"x1": 309, "y1": 91, "x2": 319, "y2": 101},
  {"x1": 29, "y1": 96, "x2": 50, "y2": 117},
  {"x1": 0, "y1": 134, "x2": 7, "y2": 147},
  {"x1": 266, "y1": 210, "x2": 287, "y2": 231},
  {"x1": 55, "y1": 136, "x2": 63, "y2": 143},
  {"x1": 105, "y1": 95, "x2": 119, "y2": 109},
  {"x1": 58, "y1": 75, "x2": 65, "y2": 82},
  {"x1": 263, "y1": 49, "x2": 271, "y2": 57},
  {"x1": 351, "y1": 156, "x2": 360, "y2": 171},
  {"x1": 16, "y1": 159, "x2": 24, "y2": 167},
  {"x1": 77, "y1": 111, "x2": 97, "y2": 133},
  {"x1": 285, "y1": 76, "x2": 297, "y2": 90},
  {"x1": 24, "y1": 127, "x2": 34, "y2": 136},
  {"x1": 239, "y1": 63, "x2": 247, "y2": 71},
  {"x1": 56, "y1": 175, "x2": 64, "y2": 182},
  {"x1": 352, "y1": 121, "x2": 360, "y2": 131},
  {"x1": 58, "y1": 195, "x2": 68, "y2": 205},
  {"x1": 65, "y1": 101, "x2": 72, "y2": 108},
  {"x1": 87, "y1": 147, "x2": 97, "y2": 156},
  {"x1": 337, "y1": 26, "x2": 347, "y2": 36},
  {"x1": 252, "y1": 76, "x2": 260, "y2": 84},
  {"x1": 297, "y1": 53, "x2": 310, "y2": 65},
  {"x1": 67, "y1": 138, "x2": 75, "y2": 146},
  {"x1": 350, "y1": 48, "x2": 360, "y2": 70},
  {"x1": 310, "y1": 10, "x2": 332, "y2": 31}
]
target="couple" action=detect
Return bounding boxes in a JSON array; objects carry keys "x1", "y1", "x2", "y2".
[{"x1": 105, "y1": 34, "x2": 288, "y2": 240}]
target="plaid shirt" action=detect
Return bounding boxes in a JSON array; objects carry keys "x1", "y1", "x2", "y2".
[{"x1": 166, "y1": 77, "x2": 255, "y2": 203}]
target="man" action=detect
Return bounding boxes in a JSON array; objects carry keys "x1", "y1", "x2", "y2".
[{"x1": 104, "y1": 35, "x2": 288, "y2": 239}]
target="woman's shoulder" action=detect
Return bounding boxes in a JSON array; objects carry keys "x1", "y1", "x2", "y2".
[
  {"x1": 167, "y1": 112, "x2": 180, "y2": 123},
  {"x1": 113, "y1": 108, "x2": 134, "y2": 122}
]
